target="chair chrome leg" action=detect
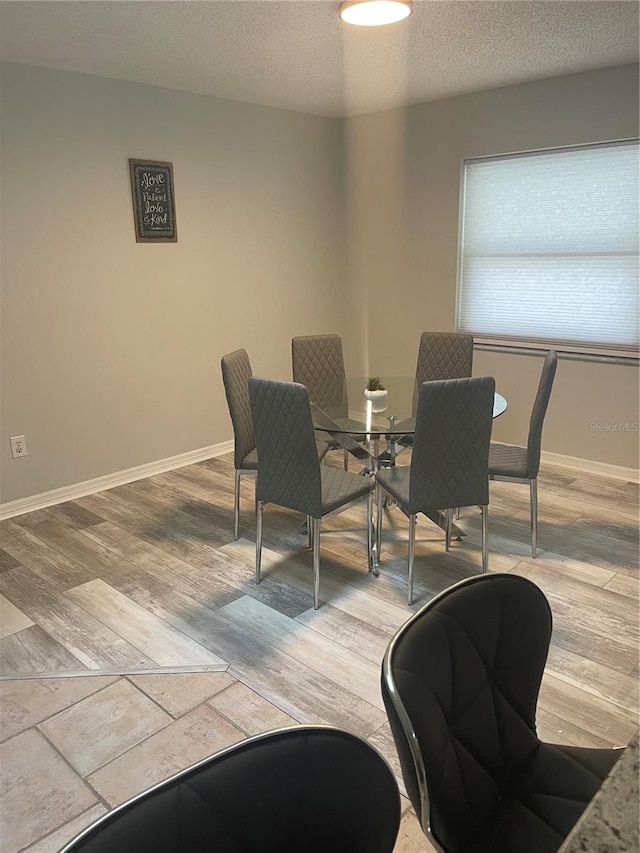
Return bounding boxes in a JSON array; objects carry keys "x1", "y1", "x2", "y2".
[
  {"x1": 481, "y1": 504, "x2": 488, "y2": 572},
  {"x1": 343, "y1": 448, "x2": 349, "y2": 471},
  {"x1": 530, "y1": 478, "x2": 538, "y2": 558},
  {"x1": 367, "y1": 490, "x2": 378, "y2": 576},
  {"x1": 376, "y1": 485, "x2": 384, "y2": 563},
  {"x1": 312, "y1": 518, "x2": 321, "y2": 609},
  {"x1": 255, "y1": 500, "x2": 264, "y2": 584},
  {"x1": 445, "y1": 508, "x2": 453, "y2": 551},
  {"x1": 407, "y1": 514, "x2": 417, "y2": 605},
  {"x1": 307, "y1": 515, "x2": 313, "y2": 549},
  {"x1": 234, "y1": 469, "x2": 241, "y2": 541}
]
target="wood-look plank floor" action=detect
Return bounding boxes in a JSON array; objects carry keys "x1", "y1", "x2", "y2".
[{"x1": 1, "y1": 450, "x2": 638, "y2": 758}]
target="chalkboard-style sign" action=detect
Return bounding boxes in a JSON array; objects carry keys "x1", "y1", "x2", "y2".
[{"x1": 129, "y1": 159, "x2": 177, "y2": 242}]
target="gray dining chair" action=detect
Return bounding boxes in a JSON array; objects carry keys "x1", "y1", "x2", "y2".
[
  {"x1": 249, "y1": 377, "x2": 376, "y2": 609},
  {"x1": 489, "y1": 350, "x2": 558, "y2": 557},
  {"x1": 221, "y1": 349, "x2": 258, "y2": 541},
  {"x1": 376, "y1": 376, "x2": 495, "y2": 605},
  {"x1": 292, "y1": 333, "x2": 350, "y2": 470},
  {"x1": 400, "y1": 332, "x2": 475, "y2": 453},
  {"x1": 221, "y1": 349, "x2": 329, "y2": 541},
  {"x1": 415, "y1": 331, "x2": 474, "y2": 384}
]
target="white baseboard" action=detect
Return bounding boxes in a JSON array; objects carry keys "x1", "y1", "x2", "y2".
[
  {"x1": 1, "y1": 442, "x2": 636, "y2": 521},
  {"x1": 0, "y1": 441, "x2": 234, "y2": 521},
  {"x1": 541, "y1": 450, "x2": 639, "y2": 484}
]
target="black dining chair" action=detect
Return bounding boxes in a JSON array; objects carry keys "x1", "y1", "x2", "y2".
[
  {"x1": 249, "y1": 377, "x2": 376, "y2": 609},
  {"x1": 376, "y1": 376, "x2": 495, "y2": 604},
  {"x1": 60, "y1": 725, "x2": 402, "y2": 852},
  {"x1": 382, "y1": 572, "x2": 622, "y2": 853},
  {"x1": 489, "y1": 350, "x2": 558, "y2": 557}
]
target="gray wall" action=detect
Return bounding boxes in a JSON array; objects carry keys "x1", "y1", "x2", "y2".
[
  {"x1": 1, "y1": 62, "x2": 638, "y2": 506},
  {"x1": 343, "y1": 64, "x2": 639, "y2": 469},
  {"x1": 0, "y1": 63, "x2": 345, "y2": 502}
]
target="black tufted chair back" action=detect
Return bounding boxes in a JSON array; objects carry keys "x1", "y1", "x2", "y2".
[
  {"x1": 382, "y1": 574, "x2": 552, "y2": 852},
  {"x1": 383, "y1": 573, "x2": 621, "y2": 851},
  {"x1": 60, "y1": 726, "x2": 401, "y2": 853}
]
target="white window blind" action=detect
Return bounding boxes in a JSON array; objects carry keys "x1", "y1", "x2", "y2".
[{"x1": 457, "y1": 140, "x2": 640, "y2": 358}]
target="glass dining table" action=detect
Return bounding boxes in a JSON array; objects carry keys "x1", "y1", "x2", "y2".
[
  {"x1": 307, "y1": 376, "x2": 507, "y2": 469},
  {"x1": 307, "y1": 376, "x2": 507, "y2": 545}
]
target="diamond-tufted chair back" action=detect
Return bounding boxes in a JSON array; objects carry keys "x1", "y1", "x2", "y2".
[
  {"x1": 382, "y1": 573, "x2": 552, "y2": 852},
  {"x1": 60, "y1": 726, "x2": 401, "y2": 852},
  {"x1": 221, "y1": 349, "x2": 255, "y2": 470},
  {"x1": 249, "y1": 377, "x2": 324, "y2": 518},
  {"x1": 408, "y1": 376, "x2": 495, "y2": 514},
  {"x1": 291, "y1": 334, "x2": 348, "y2": 417},
  {"x1": 415, "y1": 332, "x2": 474, "y2": 384}
]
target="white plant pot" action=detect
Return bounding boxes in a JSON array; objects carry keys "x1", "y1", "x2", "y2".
[{"x1": 364, "y1": 388, "x2": 388, "y2": 412}]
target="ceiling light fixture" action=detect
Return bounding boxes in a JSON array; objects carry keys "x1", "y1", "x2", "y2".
[{"x1": 339, "y1": 0, "x2": 413, "y2": 27}]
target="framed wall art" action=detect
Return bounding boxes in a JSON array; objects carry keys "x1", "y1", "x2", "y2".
[{"x1": 129, "y1": 159, "x2": 177, "y2": 242}]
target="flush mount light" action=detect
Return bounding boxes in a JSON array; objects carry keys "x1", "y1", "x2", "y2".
[{"x1": 339, "y1": 0, "x2": 413, "y2": 26}]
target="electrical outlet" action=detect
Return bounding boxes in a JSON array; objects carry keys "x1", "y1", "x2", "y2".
[{"x1": 10, "y1": 435, "x2": 27, "y2": 458}]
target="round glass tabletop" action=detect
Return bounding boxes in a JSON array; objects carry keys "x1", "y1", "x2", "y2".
[{"x1": 308, "y1": 376, "x2": 506, "y2": 437}]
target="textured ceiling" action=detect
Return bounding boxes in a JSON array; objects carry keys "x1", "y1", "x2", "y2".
[{"x1": 0, "y1": 0, "x2": 638, "y2": 117}]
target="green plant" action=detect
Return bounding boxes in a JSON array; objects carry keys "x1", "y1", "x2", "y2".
[{"x1": 365, "y1": 376, "x2": 386, "y2": 391}]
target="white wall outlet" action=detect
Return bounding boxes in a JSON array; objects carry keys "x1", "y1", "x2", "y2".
[{"x1": 10, "y1": 435, "x2": 27, "y2": 458}]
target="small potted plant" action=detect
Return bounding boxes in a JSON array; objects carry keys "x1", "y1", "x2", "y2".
[{"x1": 364, "y1": 376, "x2": 388, "y2": 411}]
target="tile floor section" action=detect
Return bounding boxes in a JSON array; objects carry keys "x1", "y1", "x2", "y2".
[{"x1": 0, "y1": 671, "x2": 431, "y2": 852}]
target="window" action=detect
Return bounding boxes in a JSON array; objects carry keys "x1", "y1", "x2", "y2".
[{"x1": 456, "y1": 140, "x2": 639, "y2": 358}]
